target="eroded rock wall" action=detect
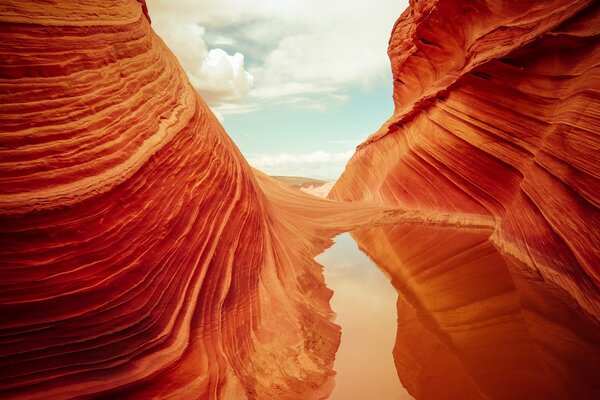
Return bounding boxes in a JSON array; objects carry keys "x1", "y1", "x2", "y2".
[
  {"x1": 0, "y1": 2, "x2": 342, "y2": 398},
  {"x1": 331, "y1": 0, "x2": 599, "y2": 320},
  {"x1": 330, "y1": 0, "x2": 600, "y2": 398}
]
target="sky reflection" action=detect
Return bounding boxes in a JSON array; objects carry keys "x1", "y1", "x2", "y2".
[{"x1": 316, "y1": 233, "x2": 413, "y2": 400}]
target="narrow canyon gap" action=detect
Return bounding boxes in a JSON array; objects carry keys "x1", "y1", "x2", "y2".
[{"x1": 0, "y1": 1, "x2": 599, "y2": 400}]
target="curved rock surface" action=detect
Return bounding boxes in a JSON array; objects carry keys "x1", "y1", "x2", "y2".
[
  {"x1": 330, "y1": 0, "x2": 600, "y2": 398},
  {"x1": 0, "y1": 2, "x2": 351, "y2": 398},
  {"x1": 2, "y1": 0, "x2": 599, "y2": 399},
  {"x1": 0, "y1": 4, "x2": 480, "y2": 397}
]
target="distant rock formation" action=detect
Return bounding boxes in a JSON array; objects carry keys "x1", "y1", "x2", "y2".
[
  {"x1": 330, "y1": 0, "x2": 600, "y2": 398},
  {"x1": 270, "y1": 176, "x2": 335, "y2": 198},
  {"x1": 300, "y1": 181, "x2": 336, "y2": 198}
]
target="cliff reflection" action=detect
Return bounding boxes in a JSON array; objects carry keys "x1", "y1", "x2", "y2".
[
  {"x1": 351, "y1": 223, "x2": 600, "y2": 399},
  {"x1": 316, "y1": 233, "x2": 413, "y2": 400}
]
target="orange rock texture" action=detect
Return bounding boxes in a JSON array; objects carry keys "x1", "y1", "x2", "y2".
[
  {"x1": 0, "y1": 4, "x2": 478, "y2": 398},
  {"x1": 330, "y1": 0, "x2": 600, "y2": 398},
  {"x1": 1, "y1": 0, "x2": 599, "y2": 399},
  {"x1": 0, "y1": 2, "x2": 350, "y2": 398}
]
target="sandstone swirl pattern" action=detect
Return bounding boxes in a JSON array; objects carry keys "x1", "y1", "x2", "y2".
[
  {"x1": 0, "y1": 2, "x2": 348, "y2": 398},
  {"x1": 0, "y1": 2, "x2": 475, "y2": 397},
  {"x1": 1, "y1": 0, "x2": 599, "y2": 399},
  {"x1": 330, "y1": 0, "x2": 600, "y2": 398}
]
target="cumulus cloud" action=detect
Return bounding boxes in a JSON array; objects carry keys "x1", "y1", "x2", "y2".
[
  {"x1": 146, "y1": 0, "x2": 408, "y2": 111},
  {"x1": 150, "y1": 18, "x2": 253, "y2": 108},
  {"x1": 246, "y1": 150, "x2": 354, "y2": 179}
]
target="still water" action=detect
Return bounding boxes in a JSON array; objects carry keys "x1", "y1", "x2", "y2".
[{"x1": 315, "y1": 233, "x2": 414, "y2": 400}]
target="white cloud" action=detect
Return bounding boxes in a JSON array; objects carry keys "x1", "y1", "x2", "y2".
[
  {"x1": 150, "y1": 18, "x2": 253, "y2": 109},
  {"x1": 246, "y1": 150, "x2": 354, "y2": 179},
  {"x1": 212, "y1": 36, "x2": 235, "y2": 46},
  {"x1": 249, "y1": 82, "x2": 337, "y2": 100},
  {"x1": 146, "y1": 0, "x2": 409, "y2": 112},
  {"x1": 213, "y1": 102, "x2": 262, "y2": 116}
]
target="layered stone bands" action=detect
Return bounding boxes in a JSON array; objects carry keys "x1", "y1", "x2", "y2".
[
  {"x1": 1, "y1": 0, "x2": 599, "y2": 399},
  {"x1": 331, "y1": 0, "x2": 600, "y2": 317},
  {"x1": 0, "y1": 2, "x2": 340, "y2": 398},
  {"x1": 331, "y1": 0, "x2": 600, "y2": 397}
]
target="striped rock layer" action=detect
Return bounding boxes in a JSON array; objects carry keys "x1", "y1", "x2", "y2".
[
  {"x1": 0, "y1": 3, "x2": 483, "y2": 398},
  {"x1": 330, "y1": 0, "x2": 600, "y2": 399},
  {"x1": 1, "y1": 0, "x2": 600, "y2": 399},
  {"x1": 0, "y1": 2, "x2": 353, "y2": 399}
]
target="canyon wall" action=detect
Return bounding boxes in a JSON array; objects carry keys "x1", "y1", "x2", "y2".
[
  {"x1": 330, "y1": 0, "x2": 600, "y2": 398},
  {"x1": 1, "y1": 0, "x2": 599, "y2": 399},
  {"x1": 0, "y1": 2, "x2": 349, "y2": 398}
]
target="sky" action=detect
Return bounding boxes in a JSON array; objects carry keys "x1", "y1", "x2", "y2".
[{"x1": 147, "y1": 0, "x2": 409, "y2": 179}]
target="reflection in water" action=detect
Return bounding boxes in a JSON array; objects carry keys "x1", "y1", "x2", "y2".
[
  {"x1": 317, "y1": 222, "x2": 599, "y2": 399},
  {"x1": 316, "y1": 233, "x2": 414, "y2": 400},
  {"x1": 351, "y1": 224, "x2": 600, "y2": 399}
]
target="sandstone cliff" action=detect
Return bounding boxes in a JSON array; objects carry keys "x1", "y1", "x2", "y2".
[
  {"x1": 1, "y1": 0, "x2": 599, "y2": 399},
  {"x1": 330, "y1": 0, "x2": 600, "y2": 398},
  {"x1": 0, "y1": 2, "x2": 343, "y2": 398}
]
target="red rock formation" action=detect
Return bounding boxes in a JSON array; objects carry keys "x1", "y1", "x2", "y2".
[
  {"x1": 2, "y1": 0, "x2": 599, "y2": 398},
  {"x1": 0, "y1": 2, "x2": 351, "y2": 398},
  {"x1": 330, "y1": 0, "x2": 600, "y2": 398},
  {"x1": 0, "y1": 4, "x2": 483, "y2": 398}
]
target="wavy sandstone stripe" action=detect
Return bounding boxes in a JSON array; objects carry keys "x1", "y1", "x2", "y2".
[
  {"x1": 0, "y1": 2, "x2": 349, "y2": 398},
  {"x1": 2, "y1": 0, "x2": 599, "y2": 399},
  {"x1": 331, "y1": 0, "x2": 599, "y2": 316},
  {"x1": 330, "y1": 0, "x2": 600, "y2": 398},
  {"x1": 0, "y1": 1, "x2": 495, "y2": 398}
]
